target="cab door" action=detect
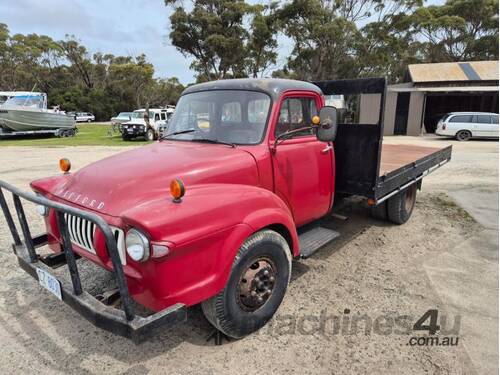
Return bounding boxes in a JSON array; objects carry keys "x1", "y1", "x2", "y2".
[{"x1": 270, "y1": 94, "x2": 334, "y2": 226}]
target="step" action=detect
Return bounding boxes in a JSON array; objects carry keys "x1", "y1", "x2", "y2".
[{"x1": 298, "y1": 227, "x2": 340, "y2": 259}]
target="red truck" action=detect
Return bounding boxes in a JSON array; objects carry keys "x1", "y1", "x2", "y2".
[{"x1": 0, "y1": 78, "x2": 451, "y2": 343}]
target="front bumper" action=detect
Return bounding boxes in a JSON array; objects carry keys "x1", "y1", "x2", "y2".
[
  {"x1": 0, "y1": 180, "x2": 187, "y2": 343},
  {"x1": 122, "y1": 125, "x2": 146, "y2": 136}
]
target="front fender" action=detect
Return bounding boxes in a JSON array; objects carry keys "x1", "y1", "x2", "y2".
[
  {"x1": 120, "y1": 184, "x2": 299, "y2": 310},
  {"x1": 121, "y1": 183, "x2": 298, "y2": 253}
]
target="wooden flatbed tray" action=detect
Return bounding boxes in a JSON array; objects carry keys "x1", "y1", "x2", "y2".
[{"x1": 379, "y1": 144, "x2": 446, "y2": 176}]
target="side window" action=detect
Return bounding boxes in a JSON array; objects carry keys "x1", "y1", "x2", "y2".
[
  {"x1": 275, "y1": 97, "x2": 317, "y2": 138},
  {"x1": 161, "y1": 113, "x2": 166, "y2": 120},
  {"x1": 491, "y1": 115, "x2": 498, "y2": 124},
  {"x1": 476, "y1": 115, "x2": 491, "y2": 124},
  {"x1": 449, "y1": 115, "x2": 472, "y2": 123},
  {"x1": 154, "y1": 113, "x2": 160, "y2": 122}
]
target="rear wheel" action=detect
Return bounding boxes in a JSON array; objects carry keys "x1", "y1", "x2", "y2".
[
  {"x1": 456, "y1": 130, "x2": 472, "y2": 141},
  {"x1": 202, "y1": 230, "x2": 292, "y2": 339},
  {"x1": 387, "y1": 185, "x2": 417, "y2": 224}
]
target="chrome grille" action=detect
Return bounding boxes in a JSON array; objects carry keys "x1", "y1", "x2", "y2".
[{"x1": 64, "y1": 214, "x2": 126, "y2": 265}]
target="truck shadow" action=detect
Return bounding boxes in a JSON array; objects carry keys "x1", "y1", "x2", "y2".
[
  {"x1": 295, "y1": 199, "x2": 391, "y2": 265},
  {"x1": 0, "y1": 279, "x2": 217, "y2": 373}
]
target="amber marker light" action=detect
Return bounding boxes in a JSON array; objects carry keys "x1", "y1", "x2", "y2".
[
  {"x1": 367, "y1": 198, "x2": 376, "y2": 206},
  {"x1": 59, "y1": 158, "x2": 71, "y2": 173},
  {"x1": 170, "y1": 178, "x2": 186, "y2": 203},
  {"x1": 311, "y1": 115, "x2": 320, "y2": 126}
]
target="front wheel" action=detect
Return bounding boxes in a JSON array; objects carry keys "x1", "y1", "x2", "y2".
[
  {"x1": 202, "y1": 230, "x2": 292, "y2": 338},
  {"x1": 146, "y1": 128, "x2": 155, "y2": 141}
]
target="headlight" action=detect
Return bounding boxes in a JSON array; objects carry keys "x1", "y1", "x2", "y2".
[
  {"x1": 125, "y1": 228, "x2": 150, "y2": 262},
  {"x1": 36, "y1": 204, "x2": 49, "y2": 216},
  {"x1": 35, "y1": 194, "x2": 49, "y2": 216}
]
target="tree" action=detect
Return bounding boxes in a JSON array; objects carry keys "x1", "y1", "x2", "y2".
[
  {"x1": 276, "y1": 0, "x2": 362, "y2": 80},
  {"x1": 245, "y1": 2, "x2": 279, "y2": 78},
  {"x1": 165, "y1": 0, "x2": 279, "y2": 80},
  {"x1": 0, "y1": 24, "x2": 184, "y2": 120},
  {"x1": 108, "y1": 54, "x2": 155, "y2": 108},
  {"x1": 276, "y1": 0, "x2": 423, "y2": 81},
  {"x1": 59, "y1": 37, "x2": 94, "y2": 89},
  {"x1": 412, "y1": 0, "x2": 499, "y2": 61},
  {"x1": 356, "y1": 12, "x2": 422, "y2": 82}
]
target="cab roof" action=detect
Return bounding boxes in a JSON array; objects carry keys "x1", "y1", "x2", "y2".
[{"x1": 181, "y1": 78, "x2": 323, "y2": 100}]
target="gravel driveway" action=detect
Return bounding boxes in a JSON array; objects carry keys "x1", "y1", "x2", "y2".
[{"x1": 0, "y1": 136, "x2": 497, "y2": 374}]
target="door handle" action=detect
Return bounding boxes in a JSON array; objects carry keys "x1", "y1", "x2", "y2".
[{"x1": 321, "y1": 145, "x2": 332, "y2": 154}]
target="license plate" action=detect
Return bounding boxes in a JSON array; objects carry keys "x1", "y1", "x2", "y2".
[
  {"x1": 127, "y1": 129, "x2": 134, "y2": 133},
  {"x1": 36, "y1": 268, "x2": 62, "y2": 300}
]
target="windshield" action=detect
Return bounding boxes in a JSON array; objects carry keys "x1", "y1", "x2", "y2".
[
  {"x1": 166, "y1": 90, "x2": 271, "y2": 145},
  {"x1": 131, "y1": 111, "x2": 145, "y2": 118},
  {"x1": 4, "y1": 95, "x2": 45, "y2": 109}
]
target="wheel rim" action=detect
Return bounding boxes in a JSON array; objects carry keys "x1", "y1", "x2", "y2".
[
  {"x1": 404, "y1": 188, "x2": 415, "y2": 212},
  {"x1": 236, "y1": 257, "x2": 276, "y2": 312},
  {"x1": 458, "y1": 131, "x2": 469, "y2": 140}
]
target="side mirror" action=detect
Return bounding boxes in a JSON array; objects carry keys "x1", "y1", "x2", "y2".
[{"x1": 316, "y1": 106, "x2": 338, "y2": 142}]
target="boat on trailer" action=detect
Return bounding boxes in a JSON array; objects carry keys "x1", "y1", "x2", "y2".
[{"x1": 0, "y1": 92, "x2": 75, "y2": 136}]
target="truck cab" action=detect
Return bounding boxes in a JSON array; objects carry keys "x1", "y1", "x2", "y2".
[{"x1": 1, "y1": 78, "x2": 451, "y2": 342}]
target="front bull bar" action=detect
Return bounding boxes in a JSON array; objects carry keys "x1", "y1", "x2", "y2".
[{"x1": 0, "y1": 180, "x2": 186, "y2": 343}]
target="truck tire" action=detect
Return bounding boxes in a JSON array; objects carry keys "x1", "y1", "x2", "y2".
[
  {"x1": 201, "y1": 230, "x2": 292, "y2": 339},
  {"x1": 456, "y1": 130, "x2": 472, "y2": 141},
  {"x1": 122, "y1": 134, "x2": 131, "y2": 141},
  {"x1": 370, "y1": 201, "x2": 387, "y2": 220},
  {"x1": 387, "y1": 185, "x2": 417, "y2": 224},
  {"x1": 146, "y1": 128, "x2": 155, "y2": 141}
]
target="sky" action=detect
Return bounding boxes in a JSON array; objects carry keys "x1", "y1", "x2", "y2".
[{"x1": 0, "y1": 0, "x2": 443, "y2": 85}]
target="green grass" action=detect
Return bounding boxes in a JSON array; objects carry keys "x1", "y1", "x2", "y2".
[
  {"x1": 0, "y1": 123, "x2": 149, "y2": 146},
  {"x1": 431, "y1": 193, "x2": 475, "y2": 223}
]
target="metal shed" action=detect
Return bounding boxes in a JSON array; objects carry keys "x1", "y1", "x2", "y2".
[{"x1": 359, "y1": 61, "x2": 499, "y2": 135}]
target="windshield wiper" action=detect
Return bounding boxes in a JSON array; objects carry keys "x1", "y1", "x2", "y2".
[
  {"x1": 193, "y1": 138, "x2": 236, "y2": 148},
  {"x1": 159, "y1": 129, "x2": 235, "y2": 147},
  {"x1": 159, "y1": 128, "x2": 196, "y2": 141}
]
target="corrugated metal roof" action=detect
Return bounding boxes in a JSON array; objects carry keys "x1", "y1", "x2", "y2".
[{"x1": 408, "y1": 61, "x2": 498, "y2": 83}]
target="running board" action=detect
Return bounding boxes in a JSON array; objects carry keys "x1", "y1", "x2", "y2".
[{"x1": 299, "y1": 227, "x2": 340, "y2": 259}]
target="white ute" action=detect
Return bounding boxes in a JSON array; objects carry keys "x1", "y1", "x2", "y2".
[{"x1": 121, "y1": 107, "x2": 175, "y2": 141}]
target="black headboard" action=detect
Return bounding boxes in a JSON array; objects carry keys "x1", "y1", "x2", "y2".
[{"x1": 312, "y1": 78, "x2": 387, "y2": 198}]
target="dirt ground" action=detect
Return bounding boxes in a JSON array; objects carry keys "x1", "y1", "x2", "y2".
[{"x1": 0, "y1": 135, "x2": 497, "y2": 374}]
